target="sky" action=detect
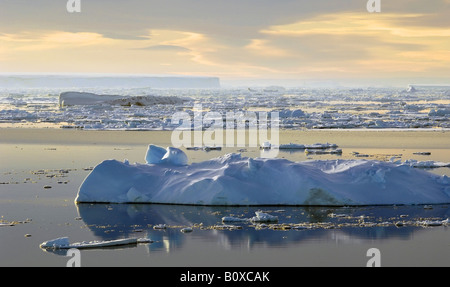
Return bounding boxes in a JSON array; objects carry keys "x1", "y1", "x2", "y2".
[{"x1": 0, "y1": 0, "x2": 449, "y2": 87}]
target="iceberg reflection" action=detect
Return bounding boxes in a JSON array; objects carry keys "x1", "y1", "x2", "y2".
[{"x1": 75, "y1": 203, "x2": 449, "y2": 253}]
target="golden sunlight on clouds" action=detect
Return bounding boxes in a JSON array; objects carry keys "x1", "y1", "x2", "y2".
[
  {"x1": 0, "y1": 29, "x2": 221, "y2": 75},
  {"x1": 254, "y1": 12, "x2": 450, "y2": 79},
  {"x1": 0, "y1": 10, "x2": 449, "y2": 81}
]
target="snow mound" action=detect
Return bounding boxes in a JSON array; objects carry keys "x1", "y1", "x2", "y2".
[
  {"x1": 145, "y1": 145, "x2": 188, "y2": 166},
  {"x1": 75, "y1": 146, "x2": 450, "y2": 206}
]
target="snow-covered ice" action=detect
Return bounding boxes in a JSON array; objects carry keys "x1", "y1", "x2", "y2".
[
  {"x1": 250, "y1": 212, "x2": 279, "y2": 223},
  {"x1": 40, "y1": 237, "x2": 152, "y2": 250},
  {"x1": 145, "y1": 145, "x2": 188, "y2": 166},
  {"x1": 221, "y1": 211, "x2": 278, "y2": 223},
  {"x1": 75, "y1": 145, "x2": 450, "y2": 206},
  {"x1": 59, "y1": 91, "x2": 187, "y2": 107},
  {"x1": 404, "y1": 160, "x2": 450, "y2": 168},
  {"x1": 1, "y1": 85, "x2": 449, "y2": 130}
]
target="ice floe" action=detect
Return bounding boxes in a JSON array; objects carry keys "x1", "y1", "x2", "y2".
[
  {"x1": 221, "y1": 211, "x2": 278, "y2": 223},
  {"x1": 75, "y1": 145, "x2": 450, "y2": 206},
  {"x1": 40, "y1": 237, "x2": 152, "y2": 250},
  {"x1": 1, "y1": 86, "x2": 449, "y2": 130},
  {"x1": 403, "y1": 160, "x2": 450, "y2": 168}
]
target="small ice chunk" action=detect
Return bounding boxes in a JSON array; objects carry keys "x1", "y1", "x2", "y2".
[
  {"x1": 418, "y1": 220, "x2": 443, "y2": 227},
  {"x1": 250, "y1": 211, "x2": 278, "y2": 223},
  {"x1": 153, "y1": 224, "x2": 167, "y2": 230},
  {"x1": 145, "y1": 145, "x2": 188, "y2": 166},
  {"x1": 40, "y1": 237, "x2": 70, "y2": 249},
  {"x1": 40, "y1": 237, "x2": 151, "y2": 249},
  {"x1": 161, "y1": 147, "x2": 188, "y2": 166},
  {"x1": 180, "y1": 227, "x2": 193, "y2": 233},
  {"x1": 145, "y1": 145, "x2": 167, "y2": 164},
  {"x1": 261, "y1": 142, "x2": 271, "y2": 149}
]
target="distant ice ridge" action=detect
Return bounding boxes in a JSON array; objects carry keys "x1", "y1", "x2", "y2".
[
  {"x1": 75, "y1": 145, "x2": 450, "y2": 206},
  {"x1": 59, "y1": 92, "x2": 187, "y2": 107}
]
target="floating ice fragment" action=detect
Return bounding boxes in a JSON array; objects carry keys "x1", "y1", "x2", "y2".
[
  {"x1": 305, "y1": 149, "x2": 342, "y2": 155},
  {"x1": 418, "y1": 220, "x2": 443, "y2": 227},
  {"x1": 261, "y1": 142, "x2": 271, "y2": 149},
  {"x1": 153, "y1": 224, "x2": 167, "y2": 230},
  {"x1": 180, "y1": 227, "x2": 193, "y2": 233},
  {"x1": 404, "y1": 160, "x2": 450, "y2": 168},
  {"x1": 40, "y1": 237, "x2": 152, "y2": 249},
  {"x1": 250, "y1": 212, "x2": 278, "y2": 223},
  {"x1": 222, "y1": 212, "x2": 278, "y2": 223}
]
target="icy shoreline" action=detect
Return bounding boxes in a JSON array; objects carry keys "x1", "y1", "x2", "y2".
[{"x1": 75, "y1": 145, "x2": 450, "y2": 206}]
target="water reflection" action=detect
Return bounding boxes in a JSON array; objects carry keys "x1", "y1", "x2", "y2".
[{"x1": 75, "y1": 203, "x2": 449, "y2": 253}]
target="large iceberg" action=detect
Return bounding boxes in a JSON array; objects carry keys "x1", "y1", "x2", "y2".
[
  {"x1": 59, "y1": 92, "x2": 186, "y2": 107},
  {"x1": 75, "y1": 145, "x2": 450, "y2": 206}
]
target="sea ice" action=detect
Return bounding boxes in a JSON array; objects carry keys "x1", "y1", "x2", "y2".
[
  {"x1": 404, "y1": 160, "x2": 450, "y2": 168},
  {"x1": 75, "y1": 145, "x2": 450, "y2": 206},
  {"x1": 59, "y1": 92, "x2": 186, "y2": 107},
  {"x1": 250, "y1": 212, "x2": 279, "y2": 223},
  {"x1": 40, "y1": 237, "x2": 152, "y2": 250}
]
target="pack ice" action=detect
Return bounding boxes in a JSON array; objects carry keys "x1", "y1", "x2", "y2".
[{"x1": 75, "y1": 145, "x2": 450, "y2": 206}]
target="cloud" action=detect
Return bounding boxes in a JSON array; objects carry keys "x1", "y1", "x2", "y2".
[
  {"x1": 136, "y1": 45, "x2": 191, "y2": 52},
  {"x1": 0, "y1": 0, "x2": 450, "y2": 83}
]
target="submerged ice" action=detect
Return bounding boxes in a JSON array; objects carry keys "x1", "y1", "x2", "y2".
[{"x1": 75, "y1": 145, "x2": 450, "y2": 206}]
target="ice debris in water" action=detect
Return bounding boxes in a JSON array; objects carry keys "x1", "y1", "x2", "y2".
[
  {"x1": 40, "y1": 237, "x2": 152, "y2": 250},
  {"x1": 250, "y1": 212, "x2": 279, "y2": 223},
  {"x1": 222, "y1": 211, "x2": 278, "y2": 223},
  {"x1": 2, "y1": 86, "x2": 450, "y2": 130},
  {"x1": 76, "y1": 145, "x2": 450, "y2": 206}
]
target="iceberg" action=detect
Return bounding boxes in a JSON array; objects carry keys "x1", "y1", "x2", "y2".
[
  {"x1": 75, "y1": 145, "x2": 450, "y2": 206},
  {"x1": 59, "y1": 92, "x2": 186, "y2": 107}
]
